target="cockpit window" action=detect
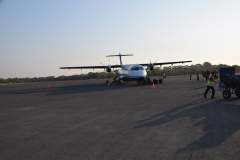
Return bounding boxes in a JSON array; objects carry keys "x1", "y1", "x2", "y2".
[{"x1": 131, "y1": 66, "x2": 144, "y2": 70}]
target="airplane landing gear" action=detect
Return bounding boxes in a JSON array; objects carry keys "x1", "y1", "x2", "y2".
[
  {"x1": 137, "y1": 81, "x2": 142, "y2": 86},
  {"x1": 112, "y1": 78, "x2": 121, "y2": 84}
]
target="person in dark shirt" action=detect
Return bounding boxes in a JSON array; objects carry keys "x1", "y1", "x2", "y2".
[
  {"x1": 202, "y1": 70, "x2": 205, "y2": 80},
  {"x1": 205, "y1": 70, "x2": 210, "y2": 81},
  {"x1": 163, "y1": 73, "x2": 166, "y2": 78}
]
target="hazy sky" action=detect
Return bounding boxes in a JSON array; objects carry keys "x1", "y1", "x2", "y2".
[{"x1": 1, "y1": 0, "x2": 239, "y2": 78}]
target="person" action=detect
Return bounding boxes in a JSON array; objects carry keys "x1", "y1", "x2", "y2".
[
  {"x1": 214, "y1": 69, "x2": 219, "y2": 82},
  {"x1": 113, "y1": 75, "x2": 117, "y2": 82},
  {"x1": 190, "y1": 71, "x2": 192, "y2": 80},
  {"x1": 163, "y1": 73, "x2": 166, "y2": 78},
  {"x1": 204, "y1": 72, "x2": 218, "y2": 99},
  {"x1": 197, "y1": 72, "x2": 199, "y2": 81},
  {"x1": 206, "y1": 70, "x2": 210, "y2": 81},
  {"x1": 202, "y1": 70, "x2": 205, "y2": 80}
]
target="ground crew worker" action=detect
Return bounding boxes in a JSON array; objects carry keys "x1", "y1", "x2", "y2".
[
  {"x1": 205, "y1": 70, "x2": 210, "y2": 81},
  {"x1": 113, "y1": 75, "x2": 117, "y2": 82},
  {"x1": 163, "y1": 73, "x2": 166, "y2": 78},
  {"x1": 202, "y1": 70, "x2": 205, "y2": 80},
  {"x1": 204, "y1": 72, "x2": 217, "y2": 99},
  {"x1": 214, "y1": 69, "x2": 219, "y2": 82}
]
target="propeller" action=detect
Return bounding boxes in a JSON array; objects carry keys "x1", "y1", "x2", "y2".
[
  {"x1": 100, "y1": 58, "x2": 112, "y2": 72},
  {"x1": 147, "y1": 59, "x2": 158, "y2": 76}
]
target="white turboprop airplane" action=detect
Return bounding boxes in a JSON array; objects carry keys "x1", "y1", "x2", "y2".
[{"x1": 60, "y1": 53, "x2": 192, "y2": 85}]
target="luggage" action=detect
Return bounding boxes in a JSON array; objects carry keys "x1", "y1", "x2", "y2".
[
  {"x1": 223, "y1": 76, "x2": 239, "y2": 88},
  {"x1": 219, "y1": 82, "x2": 226, "y2": 88},
  {"x1": 153, "y1": 79, "x2": 158, "y2": 84},
  {"x1": 159, "y1": 79, "x2": 162, "y2": 84}
]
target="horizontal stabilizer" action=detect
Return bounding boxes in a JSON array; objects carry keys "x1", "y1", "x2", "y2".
[
  {"x1": 106, "y1": 53, "x2": 133, "y2": 65},
  {"x1": 107, "y1": 54, "x2": 133, "y2": 57}
]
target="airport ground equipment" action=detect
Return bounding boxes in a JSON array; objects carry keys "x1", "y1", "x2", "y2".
[{"x1": 218, "y1": 67, "x2": 240, "y2": 99}]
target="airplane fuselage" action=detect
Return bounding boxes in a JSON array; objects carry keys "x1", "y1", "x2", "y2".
[{"x1": 118, "y1": 64, "x2": 147, "y2": 81}]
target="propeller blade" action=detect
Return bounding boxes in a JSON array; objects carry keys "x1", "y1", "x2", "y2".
[{"x1": 153, "y1": 58, "x2": 159, "y2": 64}]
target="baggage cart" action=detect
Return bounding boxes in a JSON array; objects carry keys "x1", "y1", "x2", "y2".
[{"x1": 219, "y1": 67, "x2": 240, "y2": 99}]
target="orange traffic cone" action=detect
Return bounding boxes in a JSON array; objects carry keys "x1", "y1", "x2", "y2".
[
  {"x1": 151, "y1": 82, "x2": 155, "y2": 89},
  {"x1": 48, "y1": 85, "x2": 51, "y2": 89},
  {"x1": 108, "y1": 82, "x2": 110, "y2": 86}
]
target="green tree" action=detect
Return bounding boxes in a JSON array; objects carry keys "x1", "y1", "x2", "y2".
[{"x1": 203, "y1": 62, "x2": 212, "y2": 68}]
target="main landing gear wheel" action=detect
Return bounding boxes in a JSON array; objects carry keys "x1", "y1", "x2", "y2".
[
  {"x1": 137, "y1": 81, "x2": 142, "y2": 86},
  {"x1": 222, "y1": 90, "x2": 231, "y2": 99},
  {"x1": 142, "y1": 79, "x2": 147, "y2": 85}
]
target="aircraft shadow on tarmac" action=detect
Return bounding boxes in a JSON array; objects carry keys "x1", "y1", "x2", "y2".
[
  {"x1": 134, "y1": 98, "x2": 240, "y2": 152},
  {"x1": 0, "y1": 82, "x2": 140, "y2": 96}
]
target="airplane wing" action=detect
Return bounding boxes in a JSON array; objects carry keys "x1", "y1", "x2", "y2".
[
  {"x1": 139, "y1": 61, "x2": 192, "y2": 67},
  {"x1": 60, "y1": 64, "x2": 122, "y2": 70}
]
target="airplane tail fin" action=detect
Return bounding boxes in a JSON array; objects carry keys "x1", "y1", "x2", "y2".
[{"x1": 107, "y1": 53, "x2": 133, "y2": 66}]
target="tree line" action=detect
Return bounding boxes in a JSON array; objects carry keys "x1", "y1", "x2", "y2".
[
  {"x1": 147, "y1": 62, "x2": 240, "y2": 77},
  {"x1": 1, "y1": 62, "x2": 239, "y2": 84}
]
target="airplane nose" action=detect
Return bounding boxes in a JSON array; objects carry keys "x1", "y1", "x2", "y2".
[
  {"x1": 143, "y1": 70, "x2": 147, "y2": 76},
  {"x1": 140, "y1": 70, "x2": 147, "y2": 77}
]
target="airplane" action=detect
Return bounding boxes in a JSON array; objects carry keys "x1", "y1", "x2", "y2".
[{"x1": 60, "y1": 53, "x2": 192, "y2": 85}]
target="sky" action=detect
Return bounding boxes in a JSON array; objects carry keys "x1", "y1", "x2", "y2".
[{"x1": 0, "y1": 0, "x2": 240, "y2": 78}]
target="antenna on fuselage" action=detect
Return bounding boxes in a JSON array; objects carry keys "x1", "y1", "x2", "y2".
[{"x1": 106, "y1": 53, "x2": 133, "y2": 66}]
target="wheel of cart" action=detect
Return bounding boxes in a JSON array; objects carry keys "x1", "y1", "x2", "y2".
[{"x1": 222, "y1": 89, "x2": 231, "y2": 99}]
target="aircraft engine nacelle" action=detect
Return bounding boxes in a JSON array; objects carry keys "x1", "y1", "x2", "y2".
[
  {"x1": 106, "y1": 67, "x2": 112, "y2": 72},
  {"x1": 147, "y1": 65, "x2": 154, "y2": 71}
]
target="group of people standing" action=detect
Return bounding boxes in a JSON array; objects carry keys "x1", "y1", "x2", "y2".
[
  {"x1": 202, "y1": 70, "x2": 219, "y2": 81},
  {"x1": 189, "y1": 71, "x2": 199, "y2": 80}
]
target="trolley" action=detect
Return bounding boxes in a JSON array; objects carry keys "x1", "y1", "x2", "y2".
[{"x1": 218, "y1": 67, "x2": 240, "y2": 99}]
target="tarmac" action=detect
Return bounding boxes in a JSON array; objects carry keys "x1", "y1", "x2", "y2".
[{"x1": 0, "y1": 75, "x2": 240, "y2": 160}]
